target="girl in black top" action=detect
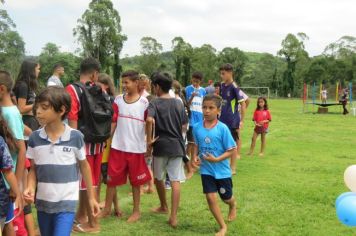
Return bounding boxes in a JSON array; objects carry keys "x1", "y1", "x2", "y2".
[{"x1": 13, "y1": 60, "x2": 41, "y2": 132}]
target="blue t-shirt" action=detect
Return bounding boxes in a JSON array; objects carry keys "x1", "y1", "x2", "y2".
[
  {"x1": 1, "y1": 106, "x2": 24, "y2": 171},
  {"x1": 0, "y1": 136, "x2": 13, "y2": 218},
  {"x1": 193, "y1": 120, "x2": 236, "y2": 179},
  {"x1": 220, "y1": 82, "x2": 244, "y2": 129},
  {"x1": 185, "y1": 85, "x2": 206, "y2": 127}
]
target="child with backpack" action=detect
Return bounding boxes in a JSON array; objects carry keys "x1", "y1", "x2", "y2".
[
  {"x1": 66, "y1": 58, "x2": 112, "y2": 233},
  {"x1": 102, "y1": 70, "x2": 151, "y2": 223},
  {"x1": 23, "y1": 87, "x2": 100, "y2": 236}
]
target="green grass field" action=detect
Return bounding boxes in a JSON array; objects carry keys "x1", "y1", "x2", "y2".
[{"x1": 82, "y1": 99, "x2": 356, "y2": 235}]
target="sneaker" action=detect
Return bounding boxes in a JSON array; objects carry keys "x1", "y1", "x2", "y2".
[{"x1": 165, "y1": 180, "x2": 171, "y2": 190}]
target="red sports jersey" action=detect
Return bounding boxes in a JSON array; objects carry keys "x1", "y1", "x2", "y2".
[{"x1": 253, "y1": 109, "x2": 271, "y2": 130}]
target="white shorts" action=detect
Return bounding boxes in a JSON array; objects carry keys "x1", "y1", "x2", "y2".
[{"x1": 153, "y1": 157, "x2": 185, "y2": 182}]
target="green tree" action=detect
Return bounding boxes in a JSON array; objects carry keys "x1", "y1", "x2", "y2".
[
  {"x1": 138, "y1": 36, "x2": 163, "y2": 75},
  {"x1": 73, "y1": 0, "x2": 127, "y2": 83},
  {"x1": 278, "y1": 33, "x2": 309, "y2": 96},
  {"x1": 218, "y1": 47, "x2": 247, "y2": 85},
  {"x1": 191, "y1": 44, "x2": 218, "y2": 84},
  {"x1": 38, "y1": 43, "x2": 81, "y2": 86},
  {"x1": 171, "y1": 37, "x2": 193, "y2": 86},
  {"x1": 0, "y1": 9, "x2": 25, "y2": 77}
]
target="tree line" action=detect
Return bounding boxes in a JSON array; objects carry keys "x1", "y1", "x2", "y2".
[{"x1": 0, "y1": 0, "x2": 355, "y2": 97}]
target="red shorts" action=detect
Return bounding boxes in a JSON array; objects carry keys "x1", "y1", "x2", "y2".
[
  {"x1": 107, "y1": 149, "x2": 151, "y2": 187},
  {"x1": 80, "y1": 153, "x2": 103, "y2": 190}
]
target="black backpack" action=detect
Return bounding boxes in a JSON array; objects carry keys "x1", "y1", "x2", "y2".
[{"x1": 73, "y1": 82, "x2": 113, "y2": 143}]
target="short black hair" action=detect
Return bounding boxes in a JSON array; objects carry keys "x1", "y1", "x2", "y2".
[
  {"x1": 80, "y1": 57, "x2": 101, "y2": 75},
  {"x1": 151, "y1": 72, "x2": 173, "y2": 93},
  {"x1": 53, "y1": 63, "x2": 63, "y2": 71},
  {"x1": 219, "y1": 63, "x2": 233, "y2": 72},
  {"x1": 34, "y1": 87, "x2": 71, "y2": 120},
  {"x1": 121, "y1": 70, "x2": 139, "y2": 81},
  {"x1": 203, "y1": 94, "x2": 222, "y2": 109},
  {"x1": 213, "y1": 81, "x2": 221, "y2": 88},
  {"x1": 0, "y1": 70, "x2": 13, "y2": 91},
  {"x1": 192, "y1": 72, "x2": 203, "y2": 81}
]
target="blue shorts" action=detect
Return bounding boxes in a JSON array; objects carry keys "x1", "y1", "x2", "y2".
[
  {"x1": 201, "y1": 174, "x2": 233, "y2": 200},
  {"x1": 5, "y1": 202, "x2": 14, "y2": 224},
  {"x1": 37, "y1": 211, "x2": 75, "y2": 236}
]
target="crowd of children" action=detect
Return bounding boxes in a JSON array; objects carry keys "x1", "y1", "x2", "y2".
[{"x1": 0, "y1": 58, "x2": 271, "y2": 236}]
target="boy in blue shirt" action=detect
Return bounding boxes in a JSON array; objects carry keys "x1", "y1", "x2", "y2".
[
  {"x1": 193, "y1": 94, "x2": 237, "y2": 236},
  {"x1": 185, "y1": 72, "x2": 206, "y2": 178}
]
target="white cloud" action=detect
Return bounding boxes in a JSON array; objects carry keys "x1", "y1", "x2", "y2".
[{"x1": 3, "y1": 0, "x2": 356, "y2": 57}]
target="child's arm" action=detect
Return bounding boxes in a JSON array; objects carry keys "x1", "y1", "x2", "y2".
[
  {"x1": 15, "y1": 139, "x2": 26, "y2": 183},
  {"x1": 3, "y1": 169, "x2": 23, "y2": 216},
  {"x1": 192, "y1": 144, "x2": 201, "y2": 168},
  {"x1": 78, "y1": 160, "x2": 100, "y2": 217},
  {"x1": 24, "y1": 125, "x2": 33, "y2": 137},
  {"x1": 111, "y1": 122, "x2": 117, "y2": 137},
  {"x1": 23, "y1": 160, "x2": 37, "y2": 204},
  {"x1": 204, "y1": 148, "x2": 236, "y2": 163},
  {"x1": 239, "y1": 100, "x2": 246, "y2": 128}
]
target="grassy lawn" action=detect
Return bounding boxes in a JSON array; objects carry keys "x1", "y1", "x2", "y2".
[{"x1": 78, "y1": 99, "x2": 356, "y2": 235}]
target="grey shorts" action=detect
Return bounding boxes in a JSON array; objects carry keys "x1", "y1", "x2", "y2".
[{"x1": 153, "y1": 156, "x2": 186, "y2": 182}]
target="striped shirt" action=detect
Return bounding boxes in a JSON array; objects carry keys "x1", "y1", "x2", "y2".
[
  {"x1": 47, "y1": 75, "x2": 64, "y2": 87},
  {"x1": 26, "y1": 125, "x2": 86, "y2": 213},
  {"x1": 66, "y1": 83, "x2": 105, "y2": 155}
]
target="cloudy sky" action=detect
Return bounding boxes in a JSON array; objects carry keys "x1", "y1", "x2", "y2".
[{"x1": 3, "y1": 0, "x2": 355, "y2": 57}]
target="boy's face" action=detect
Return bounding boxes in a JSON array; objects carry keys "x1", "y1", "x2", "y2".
[
  {"x1": 36, "y1": 101, "x2": 64, "y2": 126},
  {"x1": 122, "y1": 77, "x2": 138, "y2": 94},
  {"x1": 202, "y1": 100, "x2": 220, "y2": 121},
  {"x1": 57, "y1": 67, "x2": 65, "y2": 77},
  {"x1": 219, "y1": 70, "x2": 233, "y2": 83},
  {"x1": 214, "y1": 86, "x2": 220, "y2": 95},
  {"x1": 191, "y1": 78, "x2": 201, "y2": 88}
]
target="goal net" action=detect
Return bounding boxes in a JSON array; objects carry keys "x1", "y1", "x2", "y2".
[{"x1": 240, "y1": 87, "x2": 270, "y2": 99}]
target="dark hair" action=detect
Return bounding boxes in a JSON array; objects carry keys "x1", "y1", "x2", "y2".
[
  {"x1": 213, "y1": 81, "x2": 221, "y2": 88},
  {"x1": 80, "y1": 57, "x2": 101, "y2": 75},
  {"x1": 203, "y1": 94, "x2": 222, "y2": 108},
  {"x1": 34, "y1": 87, "x2": 71, "y2": 120},
  {"x1": 0, "y1": 70, "x2": 13, "y2": 91},
  {"x1": 15, "y1": 60, "x2": 39, "y2": 92},
  {"x1": 151, "y1": 72, "x2": 173, "y2": 93},
  {"x1": 121, "y1": 70, "x2": 139, "y2": 81},
  {"x1": 192, "y1": 72, "x2": 203, "y2": 81},
  {"x1": 98, "y1": 73, "x2": 115, "y2": 96},
  {"x1": 0, "y1": 108, "x2": 16, "y2": 152},
  {"x1": 219, "y1": 63, "x2": 233, "y2": 72},
  {"x1": 256, "y1": 96, "x2": 268, "y2": 110},
  {"x1": 53, "y1": 63, "x2": 63, "y2": 71}
]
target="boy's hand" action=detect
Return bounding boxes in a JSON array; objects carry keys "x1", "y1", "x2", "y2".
[
  {"x1": 23, "y1": 188, "x2": 35, "y2": 204},
  {"x1": 147, "y1": 136, "x2": 159, "y2": 146},
  {"x1": 14, "y1": 195, "x2": 23, "y2": 217},
  {"x1": 89, "y1": 198, "x2": 101, "y2": 217},
  {"x1": 203, "y1": 153, "x2": 219, "y2": 163},
  {"x1": 192, "y1": 156, "x2": 201, "y2": 168}
]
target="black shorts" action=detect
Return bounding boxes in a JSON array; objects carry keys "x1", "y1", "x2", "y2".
[
  {"x1": 101, "y1": 163, "x2": 108, "y2": 184},
  {"x1": 24, "y1": 204, "x2": 32, "y2": 215},
  {"x1": 187, "y1": 127, "x2": 195, "y2": 143},
  {"x1": 229, "y1": 128, "x2": 239, "y2": 141},
  {"x1": 201, "y1": 174, "x2": 233, "y2": 200}
]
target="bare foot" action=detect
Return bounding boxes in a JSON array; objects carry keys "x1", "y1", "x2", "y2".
[
  {"x1": 231, "y1": 170, "x2": 237, "y2": 175},
  {"x1": 151, "y1": 206, "x2": 169, "y2": 214},
  {"x1": 228, "y1": 202, "x2": 237, "y2": 222},
  {"x1": 246, "y1": 152, "x2": 253, "y2": 156},
  {"x1": 259, "y1": 153, "x2": 264, "y2": 157},
  {"x1": 215, "y1": 226, "x2": 227, "y2": 236},
  {"x1": 186, "y1": 171, "x2": 194, "y2": 180},
  {"x1": 168, "y1": 217, "x2": 178, "y2": 228},
  {"x1": 114, "y1": 209, "x2": 124, "y2": 218},
  {"x1": 98, "y1": 209, "x2": 112, "y2": 218},
  {"x1": 143, "y1": 188, "x2": 155, "y2": 194},
  {"x1": 127, "y1": 212, "x2": 141, "y2": 223}
]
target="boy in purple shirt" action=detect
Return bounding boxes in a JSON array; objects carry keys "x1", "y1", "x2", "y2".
[{"x1": 219, "y1": 64, "x2": 246, "y2": 175}]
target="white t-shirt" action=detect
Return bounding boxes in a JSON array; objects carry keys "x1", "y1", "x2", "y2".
[{"x1": 111, "y1": 95, "x2": 148, "y2": 153}]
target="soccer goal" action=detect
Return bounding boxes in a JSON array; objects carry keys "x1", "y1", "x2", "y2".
[{"x1": 240, "y1": 87, "x2": 270, "y2": 99}]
